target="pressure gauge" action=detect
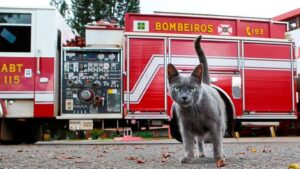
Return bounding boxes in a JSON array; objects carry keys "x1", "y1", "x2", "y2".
[
  {"x1": 98, "y1": 53, "x2": 105, "y2": 60},
  {"x1": 108, "y1": 53, "x2": 116, "y2": 61},
  {"x1": 80, "y1": 89, "x2": 94, "y2": 102}
]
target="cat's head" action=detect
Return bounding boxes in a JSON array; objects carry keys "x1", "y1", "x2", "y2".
[{"x1": 167, "y1": 63, "x2": 203, "y2": 107}]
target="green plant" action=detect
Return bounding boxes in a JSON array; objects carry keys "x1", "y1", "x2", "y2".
[
  {"x1": 91, "y1": 129, "x2": 106, "y2": 140},
  {"x1": 134, "y1": 131, "x2": 153, "y2": 138},
  {"x1": 66, "y1": 130, "x2": 76, "y2": 140},
  {"x1": 108, "y1": 131, "x2": 121, "y2": 138}
]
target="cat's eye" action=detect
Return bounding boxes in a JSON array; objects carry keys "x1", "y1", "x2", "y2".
[
  {"x1": 190, "y1": 87, "x2": 197, "y2": 92},
  {"x1": 173, "y1": 86, "x2": 180, "y2": 92}
]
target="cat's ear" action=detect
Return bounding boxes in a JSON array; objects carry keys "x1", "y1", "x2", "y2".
[
  {"x1": 192, "y1": 64, "x2": 203, "y2": 82},
  {"x1": 167, "y1": 63, "x2": 179, "y2": 83}
]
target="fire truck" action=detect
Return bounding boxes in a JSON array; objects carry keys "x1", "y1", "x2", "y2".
[{"x1": 0, "y1": 4, "x2": 297, "y2": 142}]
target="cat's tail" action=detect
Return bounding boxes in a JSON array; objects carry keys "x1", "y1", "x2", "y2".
[{"x1": 194, "y1": 35, "x2": 210, "y2": 85}]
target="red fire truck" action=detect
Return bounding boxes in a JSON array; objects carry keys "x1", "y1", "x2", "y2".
[{"x1": 0, "y1": 5, "x2": 297, "y2": 143}]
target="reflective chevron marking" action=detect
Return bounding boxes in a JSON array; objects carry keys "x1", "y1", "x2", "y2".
[{"x1": 126, "y1": 55, "x2": 293, "y2": 103}]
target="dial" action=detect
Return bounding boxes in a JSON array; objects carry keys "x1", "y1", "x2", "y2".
[
  {"x1": 80, "y1": 89, "x2": 94, "y2": 102},
  {"x1": 108, "y1": 53, "x2": 116, "y2": 61},
  {"x1": 98, "y1": 53, "x2": 105, "y2": 60}
]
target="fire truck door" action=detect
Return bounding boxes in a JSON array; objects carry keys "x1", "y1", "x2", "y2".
[
  {"x1": 126, "y1": 37, "x2": 167, "y2": 116},
  {"x1": 0, "y1": 11, "x2": 37, "y2": 117},
  {"x1": 243, "y1": 42, "x2": 295, "y2": 115}
]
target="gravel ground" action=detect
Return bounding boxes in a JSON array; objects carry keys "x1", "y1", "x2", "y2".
[{"x1": 0, "y1": 141, "x2": 300, "y2": 169}]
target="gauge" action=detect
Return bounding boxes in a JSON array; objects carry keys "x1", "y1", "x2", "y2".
[
  {"x1": 108, "y1": 53, "x2": 116, "y2": 61},
  {"x1": 103, "y1": 63, "x2": 109, "y2": 69},
  {"x1": 98, "y1": 53, "x2": 105, "y2": 60}
]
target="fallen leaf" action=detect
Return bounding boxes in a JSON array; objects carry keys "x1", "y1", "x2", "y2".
[
  {"x1": 160, "y1": 157, "x2": 167, "y2": 163},
  {"x1": 162, "y1": 152, "x2": 171, "y2": 158},
  {"x1": 262, "y1": 149, "x2": 272, "y2": 153},
  {"x1": 236, "y1": 152, "x2": 246, "y2": 155},
  {"x1": 65, "y1": 156, "x2": 75, "y2": 159},
  {"x1": 136, "y1": 159, "x2": 145, "y2": 164},
  {"x1": 97, "y1": 154, "x2": 105, "y2": 158},
  {"x1": 288, "y1": 163, "x2": 300, "y2": 169},
  {"x1": 246, "y1": 147, "x2": 257, "y2": 153},
  {"x1": 125, "y1": 156, "x2": 137, "y2": 160},
  {"x1": 251, "y1": 148, "x2": 257, "y2": 153},
  {"x1": 216, "y1": 159, "x2": 226, "y2": 168},
  {"x1": 75, "y1": 160, "x2": 87, "y2": 163}
]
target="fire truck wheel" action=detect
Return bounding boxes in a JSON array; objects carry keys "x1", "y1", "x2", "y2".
[
  {"x1": 0, "y1": 119, "x2": 17, "y2": 144},
  {"x1": 170, "y1": 111, "x2": 182, "y2": 143}
]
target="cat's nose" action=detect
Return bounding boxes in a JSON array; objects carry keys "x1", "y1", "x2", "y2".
[{"x1": 182, "y1": 96, "x2": 188, "y2": 101}]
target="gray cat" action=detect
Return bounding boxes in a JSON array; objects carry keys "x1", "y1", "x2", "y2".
[{"x1": 167, "y1": 35, "x2": 226, "y2": 167}]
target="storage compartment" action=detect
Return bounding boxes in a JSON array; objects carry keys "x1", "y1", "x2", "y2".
[{"x1": 6, "y1": 99, "x2": 34, "y2": 117}]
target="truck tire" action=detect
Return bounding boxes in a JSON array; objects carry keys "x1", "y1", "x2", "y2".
[
  {"x1": 169, "y1": 110, "x2": 182, "y2": 143},
  {"x1": 215, "y1": 89, "x2": 235, "y2": 138},
  {"x1": 0, "y1": 119, "x2": 15, "y2": 144}
]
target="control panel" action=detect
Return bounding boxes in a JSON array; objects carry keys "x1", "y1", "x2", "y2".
[{"x1": 61, "y1": 48, "x2": 122, "y2": 116}]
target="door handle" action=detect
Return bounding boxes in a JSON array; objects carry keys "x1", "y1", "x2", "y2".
[{"x1": 36, "y1": 49, "x2": 41, "y2": 75}]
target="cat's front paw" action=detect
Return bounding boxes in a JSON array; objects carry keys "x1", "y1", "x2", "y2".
[{"x1": 180, "y1": 156, "x2": 193, "y2": 164}]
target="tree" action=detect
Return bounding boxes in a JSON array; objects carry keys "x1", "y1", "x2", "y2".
[
  {"x1": 50, "y1": 0, "x2": 70, "y2": 18},
  {"x1": 70, "y1": 0, "x2": 140, "y2": 37},
  {"x1": 118, "y1": 0, "x2": 140, "y2": 26},
  {"x1": 70, "y1": 0, "x2": 94, "y2": 37}
]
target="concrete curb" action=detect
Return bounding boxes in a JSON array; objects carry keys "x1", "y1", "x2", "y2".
[{"x1": 36, "y1": 137, "x2": 300, "y2": 145}]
